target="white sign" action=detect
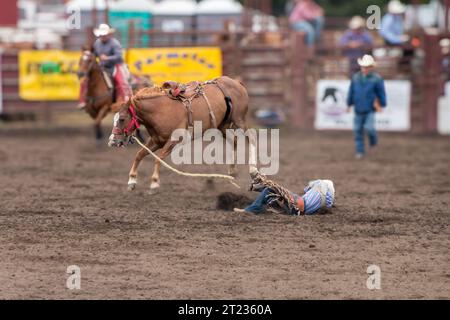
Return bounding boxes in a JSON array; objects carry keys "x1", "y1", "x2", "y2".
[
  {"x1": 315, "y1": 79, "x2": 411, "y2": 132},
  {"x1": 438, "y1": 82, "x2": 450, "y2": 135},
  {"x1": 161, "y1": 20, "x2": 185, "y2": 32}
]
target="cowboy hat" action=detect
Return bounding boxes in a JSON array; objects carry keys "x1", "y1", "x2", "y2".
[
  {"x1": 357, "y1": 55, "x2": 376, "y2": 67},
  {"x1": 93, "y1": 24, "x2": 115, "y2": 37},
  {"x1": 388, "y1": 0, "x2": 406, "y2": 14},
  {"x1": 349, "y1": 16, "x2": 365, "y2": 30}
]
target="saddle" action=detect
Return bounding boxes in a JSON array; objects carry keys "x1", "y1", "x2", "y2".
[
  {"x1": 162, "y1": 81, "x2": 200, "y2": 100},
  {"x1": 162, "y1": 80, "x2": 231, "y2": 130},
  {"x1": 102, "y1": 70, "x2": 115, "y2": 102}
]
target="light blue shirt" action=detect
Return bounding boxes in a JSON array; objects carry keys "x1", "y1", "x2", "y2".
[
  {"x1": 290, "y1": 180, "x2": 335, "y2": 215},
  {"x1": 379, "y1": 14, "x2": 404, "y2": 45},
  {"x1": 93, "y1": 38, "x2": 124, "y2": 72}
]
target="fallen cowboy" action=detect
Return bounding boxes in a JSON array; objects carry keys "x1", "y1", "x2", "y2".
[{"x1": 232, "y1": 169, "x2": 335, "y2": 216}]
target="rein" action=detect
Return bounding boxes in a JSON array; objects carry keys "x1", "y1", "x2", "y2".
[{"x1": 123, "y1": 101, "x2": 140, "y2": 135}]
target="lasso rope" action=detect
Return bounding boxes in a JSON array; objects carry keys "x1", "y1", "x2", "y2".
[
  {"x1": 250, "y1": 171, "x2": 299, "y2": 213},
  {"x1": 132, "y1": 136, "x2": 241, "y2": 189}
]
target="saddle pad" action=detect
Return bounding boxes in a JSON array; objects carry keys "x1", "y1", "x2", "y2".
[{"x1": 102, "y1": 71, "x2": 114, "y2": 90}]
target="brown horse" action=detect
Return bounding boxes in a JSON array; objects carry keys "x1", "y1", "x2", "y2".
[
  {"x1": 77, "y1": 50, "x2": 149, "y2": 142},
  {"x1": 108, "y1": 76, "x2": 257, "y2": 194}
]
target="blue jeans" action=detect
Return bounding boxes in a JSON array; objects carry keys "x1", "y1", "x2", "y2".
[
  {"x1": 245, "y1": 188, "x2": 272, "y2": 214},
  {"x1": 291, "y1": 16, "x2": 324, "y2": 46},
  {"x1": 353, "y1": 112, "x2": 378, "y2": 155}
]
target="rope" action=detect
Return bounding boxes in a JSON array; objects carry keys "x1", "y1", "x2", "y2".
[
  {"x1": 250, "y1": 171, "x2": 300, "y2": 214},
  {"x1": 132, "y1": 136, "x2": 241, "y2": 189},
  {"x1": 200, "y1": 91, "x2": 218, "y2": 129}
]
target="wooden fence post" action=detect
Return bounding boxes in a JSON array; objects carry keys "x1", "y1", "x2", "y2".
[
  {"x1": 422, "y1": 33, "x2": 442, "y2": 133},
  {"x1": 86, "y1": 26, "x2": 95, "y2": 48},
  {"x1": 290, "y1": 32, "x2": 308, "y2": 128},
  {"x1": 242, "y1": 0, "x2": 252, "y2": 32},
  {"x1": 104, "y1": 0, "x2": 110, "y2": 25},
  {"x1": 128, "y1": 20, "x2": 136, "y2": 49}
]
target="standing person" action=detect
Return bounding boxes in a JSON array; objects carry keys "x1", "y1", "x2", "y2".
[
  {"x1": 339, "y1": 16, "x2": 374, "y2": 76},
  {"x1": 347, "y1": 55, "x2": 387, "y2": 160},
  {"x1": 78, "y1": 24, "x2": 132, "y2": 110},
  {"x1": 289, "y1": 0, "x2": 325, "y2": 47}
]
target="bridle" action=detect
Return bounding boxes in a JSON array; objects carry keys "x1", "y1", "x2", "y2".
[
  {"x1": 77, "y1": 51, "x2": 94, "y2": 79},
  {"x1": 123, "y1": 102, "x2": 141, "y2": 135},
  {"x1": 78, "y1": 50, "x2": 113, "y2": 105},
  {"x1": 111, "y1": 101, "x2": 141, "y2": 142}
]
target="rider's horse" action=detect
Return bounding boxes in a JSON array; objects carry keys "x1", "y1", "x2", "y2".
[
  {"x1": 77, "y1": 50, "x2": 148, "y2": 143},
  {"x1": 77, "y1": 50, "x2": 115, "y2": 142}
]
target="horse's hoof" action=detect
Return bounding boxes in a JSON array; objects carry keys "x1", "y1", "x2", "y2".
[
  {"x1": 148, "y1": 188, "x2": 159, "y2": 195},
  {"x1": 127, "y1": 183, "x2": 137, "y2": 192}
]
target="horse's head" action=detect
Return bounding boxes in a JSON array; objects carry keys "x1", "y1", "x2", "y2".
[
  {"x1": 108, "y1": 101, "x2": 141, "y2": 148},
  {"x1": 77, "y1": 49, "x2": 96, "y2": 81}
]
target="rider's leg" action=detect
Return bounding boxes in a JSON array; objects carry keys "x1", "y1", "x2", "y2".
[
  {"x1": 78, "y1": 77, "x2": 88, "y2": 110},
  {"x1": 113, "y1": 64, "x2": 133, "y2": 103},
  {"x1": 237, "y1": 188, "x2": 272, "y2": 214}
]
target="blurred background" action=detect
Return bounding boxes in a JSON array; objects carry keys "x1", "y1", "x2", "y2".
[
  {"x1": 2, "y1": 1, "x2": 450, "y2": 301},
  {"x1": 0, "y1": 0, "x2": 449, "y2": 134}
]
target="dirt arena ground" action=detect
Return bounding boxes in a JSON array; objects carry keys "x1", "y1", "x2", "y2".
[{"x1": 0, "y1": 126, "x2": 449, "y2": 299}]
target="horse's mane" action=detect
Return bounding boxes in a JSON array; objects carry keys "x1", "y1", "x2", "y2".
[{"x1": 134, "y1": 86, "x2": 165, "y2": 100}]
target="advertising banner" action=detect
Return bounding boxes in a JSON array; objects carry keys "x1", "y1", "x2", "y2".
[
  {"x1": 315, "y1": 79, "x2": 411, "y2": 132},
  {"x1": 127, "y1": 47, "x2": 222, "y2": 86},
  {"x1": 19, "y1": 50, "x2": 81, "y2": 101},
  {"x1": 19, "y1": 48, "x2": 223, "y2": 101}
]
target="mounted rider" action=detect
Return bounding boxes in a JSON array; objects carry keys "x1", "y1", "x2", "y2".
[{"x1": 78, "y1": 23, "x2": 133, "y2": 110}]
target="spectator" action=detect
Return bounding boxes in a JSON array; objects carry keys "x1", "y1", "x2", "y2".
[
  {"x1": 380, "y1": 0, "x2": 409, "y2": 46},
  {"x1": 441, "y1": 39, "x2": 450, "y2": 83},
  {"x1": 347, "y1": 55, "x2": 387, "y2": 160},
  {"x1": 340, "y1": 16, "x2": 374, "y2": 76},
  {"x1": 289, "y1": 0, "x2": 324, "y2": 46},
  {"x1": 285, "y1": 0, "x2": 295, "y2": 16}
]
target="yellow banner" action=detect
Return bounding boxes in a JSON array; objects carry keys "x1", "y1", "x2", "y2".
[
  {"x1": 127, "y1": 47, "x2": 222, "y2": 85},
  {"x1": 19, "y1": 50, "x2": 81, "y2": 101},
  {"x1": 19, "y1": 47, "x2": 222, "y2": 101}
]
